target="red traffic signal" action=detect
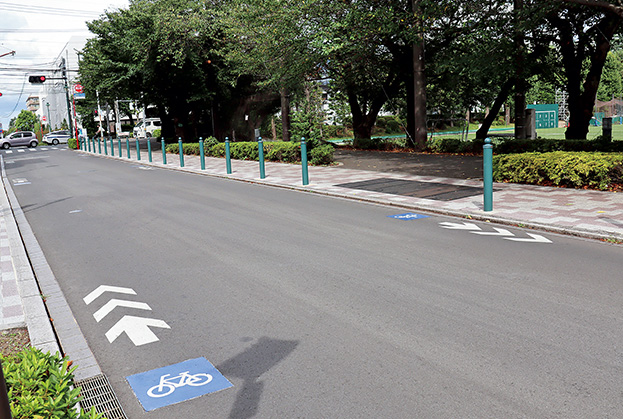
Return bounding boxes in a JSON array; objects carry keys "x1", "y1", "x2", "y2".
[
  {"x1": 28, "y1": 76, "x2": 47, "y2": 83},
  {"x1": 0, "y1": 92, "x2": 2, "y2": 97}
]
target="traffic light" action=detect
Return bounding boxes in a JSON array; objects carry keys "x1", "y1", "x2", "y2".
[
  {"x1": 28, "y1": 76, "x2": 46, "y2": 83},
  {"x1": 0, "y1": 92, "x2": 2, "y2": 97}
]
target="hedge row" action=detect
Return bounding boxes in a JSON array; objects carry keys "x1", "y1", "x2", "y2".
[
  {"x1": 1, "y1": 347, "x2": 105, "y2": 418},
  {"x1": 166, "y1": 140, "x2": 334, "y2": 166},
  {"x1": 426, "y1": 137, "x2": 623, "y2": 154},
  {"x1": 493, "y1": 151, "x2": 623, "y2": 190}
]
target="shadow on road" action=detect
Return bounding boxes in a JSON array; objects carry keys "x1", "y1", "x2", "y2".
[{"x1": 218, "y1": 336, "x2": 299, "y2": 419}]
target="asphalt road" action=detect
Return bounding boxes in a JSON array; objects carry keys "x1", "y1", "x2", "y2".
[{"x1": 4, "y1": 147, "x2": 623, "y2": 418}]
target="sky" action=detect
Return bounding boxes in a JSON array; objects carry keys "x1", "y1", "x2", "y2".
[{"x1": 0, "y1": 0, "x2": 129, "y2": 131}]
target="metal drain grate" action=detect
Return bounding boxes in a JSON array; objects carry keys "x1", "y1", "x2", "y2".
[{"x1": 75, "y1": 374, "x2": 127, "y2": 419}]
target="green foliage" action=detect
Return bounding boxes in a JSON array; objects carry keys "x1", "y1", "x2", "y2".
[
  {"x1": 425, "y1": 137, "x2": 623, "y2": 154},
  {"x1": 167, "y1": 140, "x2": 333, "y2": 164},
  {"x1": 67, "y1": 139, "x2": 78, "y2": 149},
  {"x1": 493, "y1": 152, "x2": 623, "y2": 190},
  {"x1": 14, "y1": 110, "x2": 38, "y2": 132},
  {"x1": 153, "y1": 129, "x2": 162, "y2": 139},
  {"x1": 290, "y1": 84, "x2": 326, "y2": 148},
  {"x1": 426, "y1": 137, "x2": 484, "y2": 154},
  {"x1": 597, "y1": 51, "x2": 623, "y2": 102},
  {"x1": 1, "y1": 347, "x2": 106, "y2": 418},
  {"x1": 323, "y1": 125, "x2": 351, "y2": 139},
  {"x1": 310, "y1": 144, "x2": 335, "y2": 165}
]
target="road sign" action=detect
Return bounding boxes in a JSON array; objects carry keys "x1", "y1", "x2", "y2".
[
  {"x1": 127, "y1": 357, "x2": 233, "y2": 411},
  {"x1": 74, "y1": 84, "x2": 83, "y2": 93},
  {"x1": 388, "y1": 213, "x2": 430, "y2": 220},
  {"x1": 42, "y1": 116, "x2": 47, "y2": 122}
]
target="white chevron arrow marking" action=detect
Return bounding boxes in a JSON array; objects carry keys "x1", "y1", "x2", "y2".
[
  {"x1": 93, "y1": 299, "x2": 152, "y2": 322},
  {"x1": 471, "y1": 228, "x2": 514, "y2": 236},
  {"x1": 84, "y1": 285, "x2": 137, "y2": 305},
  {"x1": 438, "y1": 222, "x2": 481, "y2": 230},
  {"x1": 505, "y1": 233, "x2": 552, "y2": 243},
  {"x1": 105, "y1": 315, "x2": 170, "y2": 346}
]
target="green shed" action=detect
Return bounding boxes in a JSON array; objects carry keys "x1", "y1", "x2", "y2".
[{"x1": 527, "y1": 104, "x2": 559, "y2": 129}]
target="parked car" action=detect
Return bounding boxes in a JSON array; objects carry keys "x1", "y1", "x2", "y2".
[
  {"x1": 43, "y1": 130, "x2": 71, "y2": 145},
  {"x1": 133, "y1": 118, "x2": 161, "y2": 138},
  {"x1": 0, "y1": 131, "x2": 38, "y2": 149}
]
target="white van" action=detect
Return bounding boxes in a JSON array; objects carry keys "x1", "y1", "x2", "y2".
[{"x1": 133, "y1": 118, "x2": 161, "y2": 138}]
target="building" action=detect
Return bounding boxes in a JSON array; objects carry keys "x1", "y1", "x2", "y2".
[{"x1": 26, "y1": 96, "x2": 40, "y2": 112}]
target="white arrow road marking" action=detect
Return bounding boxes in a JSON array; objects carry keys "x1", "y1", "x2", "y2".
[
  {"x1": 439, "y1": 222, "x2": 481, "y2": 230},
  {"x1": 84, "y1": 285, "x2": 137, "y2": 305},
  {"x1": 105, "y1": 315, "x2": 170, "y2": 346},
  {"x1": 93, "y1": 299, "x2": 152, "y2": 322},
  {"x1": 505, "y1": 233, "x2": 552, "y2": 243},
  {"x1": 471, "y1": 228, "x2": 514, "y2": 236}
]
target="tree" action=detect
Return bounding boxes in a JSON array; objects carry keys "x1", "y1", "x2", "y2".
[
  {"x1": 14, "y1": 110, "x2": 38, "y2": 131},
  {"x1": 597, "y1": 51, "x2": 623, "y2": 100}
]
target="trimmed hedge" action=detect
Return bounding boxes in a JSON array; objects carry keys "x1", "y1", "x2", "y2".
[
  {"x1": 425, "y1": 137, "x2": 623, "y2": 154},
  {"x1": 1, "y1": 347, "x2": 105, "y2": 418},
  {"x1": 493, "y1": 151, "x2": 623, "y2": 190},
  {"x1": 167, "y1": 140, "x2": 334, "y2": 165},
  {"x1": 67, "y1": 139, "x2": 78, "y2": 149}
]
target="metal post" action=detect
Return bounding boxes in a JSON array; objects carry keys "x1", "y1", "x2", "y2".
[
  {"x1": 136, "y1": 138, "x2": 141, "y2": 161},
  {"x1": 162, "y1": 139, "x2": 167, "y2": 164},
  {"x1": 483, "y1": 138, "x2": 493, "y2": 212},
  {"x1": 110, "y1": 138, "x2": 114, "y2": 157},
  {"x1": 301, "y1": 137, "x2": 309, "y2": 185},
  {"x1": 87, "y1": 138, "x2": 91, "y2": 152},
  {"x1": 126, "y1": 138, "x2": 131, "y2": 159},
  {"x1": 178, "y1": 138, "x2": 184, "y2": 167},
  {"x1": 199, "y1": 138, "x2": 205, "y2": 170},
  {"x1": 118, "y1": 139, "x2": 122, "y2": 157},
  {"x1": 258, "y1": 136, "x2": 265, "y2": 179},
  {"x1": 0, "y1": 359, "x2": 12, "y2": 419},
  {"x1": 147, "y1": 138, "x2": 152, "y2": 162},
  {"x1": 225, "y1": 137, "x2": 232, "y2": 174},
  {"x1": 104, "y1": 136, "x2": 108, "y2": 155},
  {"x1": 98, "y1": 138, "x2": 101, "y2": 154}
]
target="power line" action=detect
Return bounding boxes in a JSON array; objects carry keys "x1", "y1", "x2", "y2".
[{"x1": 0, "y1": 2, "x2": 102, "y2": 18}]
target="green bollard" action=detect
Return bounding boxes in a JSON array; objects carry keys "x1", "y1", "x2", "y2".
[
  {"x1": 104, "y1": 136, "x2": 108, "y2": 155},
  {"x1": 118, "y1": 139, "x2": 122, "y2": 157},
  {"x1": 258, "y1": 137, "x2": 265, "y2": 179},
  {"x1": 483, "y1": 138, "x2": 493, "y2": 212},
  {"x1": 98, "y1": 138, "x2": 102, "y2": 154},
  {"x1": 225, "y1": 137, "x2": 232, "y2": 174},
  {"x1": 162, "y1": 138, "x2": 167, "y2": 164},
  {"x1": 87, "y1": 138, "x2": 91, "y2": 152},
  {"x1": 147, "y1": 138, "x2": 152, "y2": 162},
  {"x1": 110, "y1": 138, "x2": 114, "y2": 156},
  {"x1": 136, "y1": 139, "x2": 141, "y2": 161},
  {"x1": 199, "y1": 138, "x2": 205, "y2": 170},
  {"x1": 126, "y1": 138, "x2": 131, "y2": 159},
  {"x1": 178, "y1": 138, "x2": 184, "y2": 167},
  {"x1": 301, "y1": 137, "x2": 309, "y2": 185}
]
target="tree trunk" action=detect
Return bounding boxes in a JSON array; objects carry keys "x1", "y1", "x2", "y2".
[
  {"x1": 281, "y1": 88, "x2": 290, "y2": 141},
  {"x1": 411, "y1": 0, "x2": 427, "y2": 150},
  {"x1": 476, "y1": 78, "x2": 515, "y2": 139},
  {"x1": 514, "y1": 0, "x2": 527, "y2": 140},
  {"x1": 566, "y1": 14, "x2": 621, "y2": 139}
]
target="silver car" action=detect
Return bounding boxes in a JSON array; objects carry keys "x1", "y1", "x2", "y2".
[
  {"x1": 1, "y1": 131, "x2": 38, "y2": 149},
  {"x1": 43, "y1": 130, "x2": 71, "y2": 145}
]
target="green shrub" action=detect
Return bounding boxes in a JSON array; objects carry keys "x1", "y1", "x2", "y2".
[
  {"x1": 426, "y1": 137, "x2": 484, "y2": 154},
  {"x1": 67, "y1": 138, "x2": 78, "y2": 149},
  {"x1": 152, "y1": 129, "x2": 162, "y2": 138},
  {"x1": 265, "y1": 142, "x2": 300, "y2": 163},
  {"x1": 493, "y1": 151, "x2": 623, "y2": 190},
  {"x1": 1, "y1": 347, "x2": 105, "y2": 418},
  {"x1": 203, "y1": 136, "x2": 219, "y2": 149},
  {"x1": 310, "y1": 144, "x2": 335, "y2": 165}
]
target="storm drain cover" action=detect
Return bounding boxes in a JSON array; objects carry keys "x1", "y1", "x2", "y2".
[
  {"x1": 75, "y1": 374, "x2": 127, "y2": 419},
  {"x1": 335, "y1": 178, "x2": 483, "y2": 201}
]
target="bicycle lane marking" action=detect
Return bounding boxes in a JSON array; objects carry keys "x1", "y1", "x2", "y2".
[{"x1": 126, "y1": 357, "x2": 233, "y2": 411}]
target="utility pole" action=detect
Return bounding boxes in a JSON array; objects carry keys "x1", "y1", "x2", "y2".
[{"x1": 61, "y1": 58, "x2": 74, "y2": 136}]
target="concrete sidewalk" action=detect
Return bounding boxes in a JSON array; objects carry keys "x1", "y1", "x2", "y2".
[{"x1": 89, "y1": 144, "x2": 623, "y2": 241}]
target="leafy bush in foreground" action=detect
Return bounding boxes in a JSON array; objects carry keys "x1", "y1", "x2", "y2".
[
  {"x1": 493, "y1": 151, "x2": 623, "y2": 190},
  {"x1": 1, "y1": 347, "x2": 105, "y2": 418}
]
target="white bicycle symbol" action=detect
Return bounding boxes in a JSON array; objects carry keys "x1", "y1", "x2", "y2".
[{"x1": 147, "y1": 371, "x2": 213, "y2": 398}]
